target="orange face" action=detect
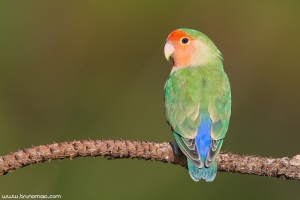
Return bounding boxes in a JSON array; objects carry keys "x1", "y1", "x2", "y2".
[{"x1": 166, "y1": 30, "x2": 195, "y2": 69}]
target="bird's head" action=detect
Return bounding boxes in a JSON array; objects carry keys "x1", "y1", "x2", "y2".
[{"x1": 164, "y1": 28, "x2": 222, "y2": 71}]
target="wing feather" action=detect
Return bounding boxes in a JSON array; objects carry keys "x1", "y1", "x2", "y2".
[
  {"x1": 173, "y1": 132, "x2": 202, "y2": 168},
  {"x1": 206, "y1": 75, "x2": 231, "y2": 166}
]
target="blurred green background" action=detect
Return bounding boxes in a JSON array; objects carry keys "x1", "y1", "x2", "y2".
[{"x1": 0, "y1": 0, "x2": 300, "y2": 199}]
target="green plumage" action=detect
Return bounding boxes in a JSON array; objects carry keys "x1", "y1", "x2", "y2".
[
  {"x1": 165, "y1": 64, "x2": 231, "y2": 176},
  {"x1": 164, "y1": 28, "x2": 231, "y2": 181},
  {"x1": 165, "y1": 65, "x2": 231, "y2": 139}
]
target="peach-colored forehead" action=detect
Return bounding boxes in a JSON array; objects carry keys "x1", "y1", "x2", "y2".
[{"x1": 167, "y1": 30, "x2": 194, "y2": 42}]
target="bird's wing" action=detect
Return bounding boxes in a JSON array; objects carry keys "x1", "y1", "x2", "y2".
[
  {"x1": 166, "y1": 101, "x2": 202, "y2": 168},
  {"x1": 205, "y1": 76, "x2": 231, "y2": 167},
  {"x1": 165, "y1": 75, "x2": 202, "y2": 167}
]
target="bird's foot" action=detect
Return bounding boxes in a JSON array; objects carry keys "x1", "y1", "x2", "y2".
[{"x1": 173, "y1": 140, "x2": 180, "y2": 156}]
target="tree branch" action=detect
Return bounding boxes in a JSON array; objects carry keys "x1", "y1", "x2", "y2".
[{"x1": 1, "y1": 139, "x2": 299, "y2": 180}]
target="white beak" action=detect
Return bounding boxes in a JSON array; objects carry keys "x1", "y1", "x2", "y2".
[{"x1": 164, "y1": 42, "x2": 175, "y2": 61}]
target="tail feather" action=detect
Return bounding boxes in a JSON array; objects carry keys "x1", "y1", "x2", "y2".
[{"x1": 188, "y1": 159, "x2": 217, "y2": 182}]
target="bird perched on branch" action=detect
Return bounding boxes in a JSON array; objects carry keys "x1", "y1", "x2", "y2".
[{"x1": 164, "y1": 28, "x2": 231, "y2": 181}]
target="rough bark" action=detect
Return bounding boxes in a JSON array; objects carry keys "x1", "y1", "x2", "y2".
[{"x1": 0, "y1": 139, "x2": 299, "y2": 180}]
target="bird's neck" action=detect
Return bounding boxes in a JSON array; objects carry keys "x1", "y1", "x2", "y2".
[{"x1": 170, "y1": 59, "x2": 223, "y2": 74}]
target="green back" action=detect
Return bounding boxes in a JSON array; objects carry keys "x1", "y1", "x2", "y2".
[{"x1": 164, "y1": 64, "x2": 231, "y2": 140}]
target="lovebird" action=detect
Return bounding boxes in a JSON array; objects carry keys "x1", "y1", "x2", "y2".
[{"x1": 164, "y1": 28, "x2": 231, "y2": 182}]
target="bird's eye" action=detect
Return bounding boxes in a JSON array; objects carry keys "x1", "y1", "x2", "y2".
[{"x1": 181, "y1": 37, "x2": 189, "y2": 44}]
